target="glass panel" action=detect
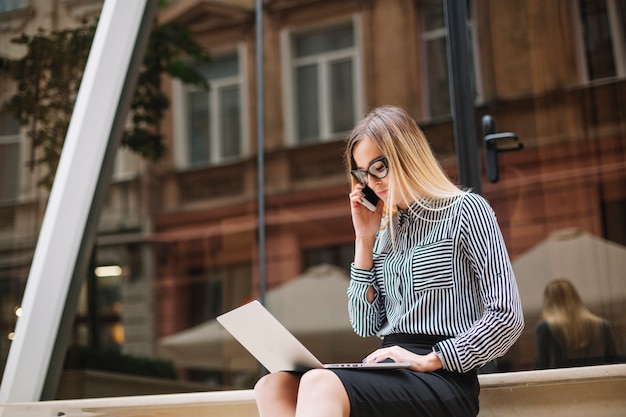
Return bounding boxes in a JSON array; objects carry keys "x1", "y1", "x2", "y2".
[
  {"x1": 579, "y1": 0, "x2": 617, "y2": 79},
  {"x1": 187, "y1": 90, "x2": 210, "y2": 166},
  {"x1": 96, "y1": 275, "x2": 123, "y2": 349},
  {"x1": 295, "y1": 22, "x2": 354, "y2": 57},
  {"x1": 219, "y1": 85, "x2": 241, "y2": 159},
  {"x1": 466, "y1": 26, "x2": 478, "y2": 100},
  {"x1": 0, "y1": 142, "x2": 19, "y2": 201},
  {"x1": 191, "y1": 52, "x2": 241, "y2": 165},
  {"x1": 0, "y1": 276, "x2": 22, "y2": 376},
  {"x1": 188, "y1": 271, "x2": 223, "y2": 326},
  {"x1": 423, "y1": 0, "x2": 445, "y2": 31},
  {"x1": 304, "y1": 243, "x2": 354, "y2": 271},
  {"x1": 423, "y1": 0, "x2": 472, "y2": 29},
  {"x1": 621, "y1": 0, "x2": 626, "y2": 32},
  {"x1": 293, "y1": 21, "x2": 357, "y2": 143},
  {"x1": 0, "y1": 0, "x2": 24, "y2": 13},
  {"x1": 0, "y1": 111, "x2": 20, "y2": 136},
  {"x1": 0, "y1": 112, "x2": 19, "y2": 201},
  {"x1": 296, "y1": 64, "x2": 320, "y2": 142},
  {"x1": 423, "y1": 0, "x2": 478, "y2": 116},
  {"x1": 425, "y1": 37, "x2": 450, "y2": 117},
  {"x1": 330, "y1": 59, "x2": 354, "y2": 133},
  {"x1": 473, "y1": 1, "x2": 626, "y2": 372},
  {"x1": 2, "y1": 0, "x2": 625, "y2": 405},
  {"x1": 199, "y1": 54, "x2": 238, "y2": 79}
]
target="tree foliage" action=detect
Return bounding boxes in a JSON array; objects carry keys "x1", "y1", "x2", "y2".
[{"x1": 1, "y1": 19, "x2": 210, "y2": 189}]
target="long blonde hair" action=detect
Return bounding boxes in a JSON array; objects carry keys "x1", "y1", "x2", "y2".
[
  {"x1": 541, "y1": 278, "x2": 605, "y2": 350},
  {"x1": 344, "y1": 105, "x2": 466, "y2": 223}
]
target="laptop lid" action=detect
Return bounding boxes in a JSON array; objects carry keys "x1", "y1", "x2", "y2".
[{"x1": 217, "y1": 300, "x2": 410, "y2": 372}]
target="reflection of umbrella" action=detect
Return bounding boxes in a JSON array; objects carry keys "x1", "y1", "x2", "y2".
[
  {"x1": 158, "y1": 318, "x2": 254, "y2": 371},
  {"x1": 512, "y1": 228, "x2": 626, "y2": 313},
  {"x1": 158, "y1": 264, "x2": 381, "y2": 371}
]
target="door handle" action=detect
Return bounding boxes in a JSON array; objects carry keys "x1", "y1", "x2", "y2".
[{"x1": 482, "y1": 115, "x2": 523, "y2": 183}]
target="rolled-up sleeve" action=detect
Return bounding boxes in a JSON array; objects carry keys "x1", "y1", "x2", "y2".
[{"x1": 347, "y1": 263, "x2": 385, "y2": 337}]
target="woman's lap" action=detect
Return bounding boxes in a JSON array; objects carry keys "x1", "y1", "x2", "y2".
[
  {"x1": 329, "y1": 367, "x2": 479, "y2": 417},
  {"x1": 327, "y1": 334, "x2": 479, "y2": 417}
]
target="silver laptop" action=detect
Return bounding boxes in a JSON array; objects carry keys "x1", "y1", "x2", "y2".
[{"x1": 216, "y1": 300, "x2": 411, "y2": 372}]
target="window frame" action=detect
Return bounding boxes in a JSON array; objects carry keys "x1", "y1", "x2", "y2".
[
  {"x1": 572, "y1": 0, "x2": 626, "y2": 83},
  {"x1": 172, "y1": 43, "x2": 249, "y2": 170},
  {"x1": 420, "y1": 0, "x2": 483, "y2": 120},
  {"x1": 62, "y1": 0, "x2": 103, "y2": 20},
  {"x1": 0, "y1": 114, "x2": 21, "y2": 204},
  {"x1": 281, "y1": 14, "x2": 365, "y2": 146},
  {"x1": 0, "y1": 0, "x2": 27, "y2": 14}
]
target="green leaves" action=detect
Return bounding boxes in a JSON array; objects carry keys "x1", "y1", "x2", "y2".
[{"x1": 1, "y1": 18, "x2": 210, "y2": 189}]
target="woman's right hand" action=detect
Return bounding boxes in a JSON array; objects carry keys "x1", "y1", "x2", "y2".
[{"x1": 349, "y1": 183, "x2": 383, "y2": 239}]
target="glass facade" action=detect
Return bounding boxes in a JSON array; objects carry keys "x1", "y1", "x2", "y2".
[
  {"x1": 292, "y1": 20, "x2": 359, "y2": 143},
  {"x1": 186, "y1": 52, "x2": 243, "y2": 167},
  {"x1": 0, "y1": 0, "x2": 624, "y2": 400}
]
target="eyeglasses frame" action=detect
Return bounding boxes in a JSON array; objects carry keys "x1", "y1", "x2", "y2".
[{"x1": 350, "y1": 156, "x2": 389, "y2": 185}]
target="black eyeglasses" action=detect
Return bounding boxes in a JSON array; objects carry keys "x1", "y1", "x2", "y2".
[{"x1": 350, "y1": 156, "x2": 389, "y2": 185}]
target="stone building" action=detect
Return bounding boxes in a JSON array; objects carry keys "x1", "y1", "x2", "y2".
[{"x1": 1, "y1": 0, "x2": 624, "y2": 389}]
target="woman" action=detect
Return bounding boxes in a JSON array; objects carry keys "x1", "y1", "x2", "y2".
[
  {"x1": 254, "y1": 105, "x2": 524, "y2": 417},
  {"x1": 534, "y1": 278, "x2": 619, "y2": 369}
]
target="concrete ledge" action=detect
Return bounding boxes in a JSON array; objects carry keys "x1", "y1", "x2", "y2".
[
  {"x1": 0, "y1": 390, "x2": 258, "y2": 417},
  {"x1": 57, "y1": 369, "x2": 214, "y2": 399},
  {"x1": 1, "y1": 364, "x2": 624, "y2": 417},
  {"x1": 478, "y1": 364, "x2": 626, "y2": 417}
]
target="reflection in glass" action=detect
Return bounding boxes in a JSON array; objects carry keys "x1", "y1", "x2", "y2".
[
  {"x1": 292, "y1": 19, "x2": 357, "y2": 143},
  {"x1": 534, "y1": 277, "x2": 619, "y2": 369},
  {"x1": 330, "y1": 59, "x2": 354, "y2": 134},
  {"x1": 186, "y1": 52, "x2": 242, "y2": 166},
  {"x1": 0, "y1": 0, "x2": 625, "y2": 401},
  {"x1": 220, "y1": 86, "x2": 241, "y2": 159},
  {"x1": 188, "y1": 90, "x2": 211, "y2": 166},
  {"x1": 578, "y1": 0, "x2": 618, "y2": 80},
  {"x1": 296, "y1": 64, "x2": 320, "y2": 142}
]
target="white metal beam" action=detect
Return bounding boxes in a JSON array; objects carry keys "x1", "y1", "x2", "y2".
[{"x1": 0, "y1": 0, "x2": 156, "y2": 403}]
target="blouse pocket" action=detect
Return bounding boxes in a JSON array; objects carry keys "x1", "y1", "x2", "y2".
[{"x1": 410, "y1": 239, "x2": 454, "y2": 292}]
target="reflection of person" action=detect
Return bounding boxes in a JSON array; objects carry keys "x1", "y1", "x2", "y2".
[
  {"x1": 254, "y1": 105, "x2": 524, "y2": 417},
  {"x1": 534, "y1": 278, "x2": 619, "y2": 369}
]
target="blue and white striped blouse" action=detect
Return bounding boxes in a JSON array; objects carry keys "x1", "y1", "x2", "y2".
[{"x1": 348, "y1": 192, "x2": 524, "y2": 373}]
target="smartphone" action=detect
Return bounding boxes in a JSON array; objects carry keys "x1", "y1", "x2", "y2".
[{"x1": 360, "y1": 185, "x2": 380, "y2": 212}]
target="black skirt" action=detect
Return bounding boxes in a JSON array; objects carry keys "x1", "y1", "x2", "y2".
[{"x1": 328, "y1": 334, "x2": 479, "y2": 417}]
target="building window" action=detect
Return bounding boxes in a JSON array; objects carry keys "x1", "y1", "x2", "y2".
[
  {"x1": 62, "y1": 0, "x2": 103, "y2": 20},
  {"x1": 421, "y1": 0, "x2": 481, "y2": 119},
  {"x1": 177, "y1": 47, "x2": 247, "y2": 169},
  {"x1": 0, "y1": 111, "x2": 20, "y2": 202},
  {"x1": 576, "y1": 0, "x2": 626, "y2": 81},
  {"x1": 0, "y1": 0, "x2": 33, "y2": 32},
  {"x1": 602, "y1": 198, "x2": 626, "y2": 246},
  {"x1": 0, "y1": 0, "x2": 26, "y2": 14},
  {"x1": 187, "y1": 263, "x2": 252, "y2": 326},
  {"x1": 283, "y1": 17, "x2": 363, "y2": 145},
  {"x1": 304, "y1": 243, "x2": 354, "y2": 272}
]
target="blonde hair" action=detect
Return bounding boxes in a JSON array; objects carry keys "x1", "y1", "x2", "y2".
[
  {"x1": 541, "y1": 278, "x2": 605, "y2": 350},
  {"x1": 344, "y1": 105, "x2": 466, "y2": 224}
]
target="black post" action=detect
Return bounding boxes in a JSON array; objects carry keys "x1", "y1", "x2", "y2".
[{"x1": 443, "y1": 0, "x2": 482, "y2": 194}]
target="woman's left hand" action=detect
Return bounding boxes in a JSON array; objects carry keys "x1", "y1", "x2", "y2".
[{"x1": 363, "y1": 345, "x2": 443, "y2": 373}]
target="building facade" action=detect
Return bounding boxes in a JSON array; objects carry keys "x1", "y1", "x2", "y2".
[{"x1": 1, "y1": 0, "x2": 625, "y2": 391}]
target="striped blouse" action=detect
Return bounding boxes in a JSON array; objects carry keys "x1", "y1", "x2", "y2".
[{"x1": 348, "y1": 192, "x2": 524, "y2": 373}]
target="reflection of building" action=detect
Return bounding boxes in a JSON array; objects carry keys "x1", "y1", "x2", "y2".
[
  {"x1": 153, "y1": 0, "x2": 626, "y2": 373},
  {"x1": 0, "y1": 0, "x2": 624, "y2": 386}
]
